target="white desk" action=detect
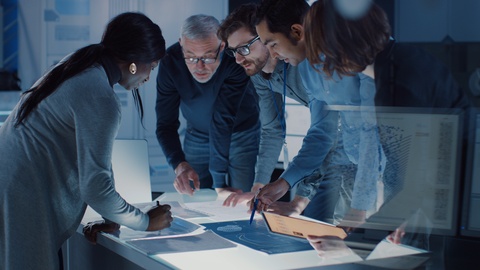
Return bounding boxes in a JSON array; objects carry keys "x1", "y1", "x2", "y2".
[
  {"x1": 65, "y1": 190, "x2": 428, "y2": 270},
  {"x1": 152, "y1": 191, "x2": 365, "y2": 270}
]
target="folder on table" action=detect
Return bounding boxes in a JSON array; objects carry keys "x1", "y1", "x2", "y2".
[{"x1": 262, "y1": 212, "x2": 348, "y2": 239}]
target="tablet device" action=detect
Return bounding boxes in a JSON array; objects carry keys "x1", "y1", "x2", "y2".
[{"x1": 262, "y1": 212, "x2": 348, "y2": 239}]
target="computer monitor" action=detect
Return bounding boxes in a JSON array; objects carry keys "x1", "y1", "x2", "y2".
[
  {"x1": 326, "y1": 106, "x2": 464, "y2": 236},
  {"x1": 278, "y1": 104, "x2": 464, "y2": 236},
  {"x1": 460, "y1": 108, "x2": 480, "y2": 237},
  {"x1": 110, "y1": 139, "x2": 152, "y2": 202}
]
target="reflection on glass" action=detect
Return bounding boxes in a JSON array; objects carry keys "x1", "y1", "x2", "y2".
[{"x1": 363, "y1": 107, "x2": 463, "y2": 238}]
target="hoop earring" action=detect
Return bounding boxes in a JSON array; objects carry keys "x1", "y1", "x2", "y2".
[{"x1": 129, "y1": 63, "x2": 137, "y2": 74}]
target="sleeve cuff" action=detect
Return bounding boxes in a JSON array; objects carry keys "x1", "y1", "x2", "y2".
[{"x1": 279, "y1": 164, "x2": 304, "y2": 188}]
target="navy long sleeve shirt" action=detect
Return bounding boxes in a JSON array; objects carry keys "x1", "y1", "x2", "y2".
[{"x1": 155, "y1": 42, "x2": 259, "y2": 187}]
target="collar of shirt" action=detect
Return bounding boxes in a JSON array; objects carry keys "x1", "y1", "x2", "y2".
[{"x1": 99, "y1": 54, "x2": 122, "y2": 87}]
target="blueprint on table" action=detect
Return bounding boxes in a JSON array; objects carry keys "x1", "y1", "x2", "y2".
[
  {"x1": 109, "y1": 216, "x2": 203, "y2": 241},
  {"x1": 201, "y1": 219, "x2": 312, "y2": 254}
]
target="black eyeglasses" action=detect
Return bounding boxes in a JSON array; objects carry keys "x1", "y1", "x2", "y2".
[
  {"x1": 184, "y1": 44, "x2": 222, "y2": 65},
  {"x1": 225, "y1": 36, "x2": 260, "y2": 57}
]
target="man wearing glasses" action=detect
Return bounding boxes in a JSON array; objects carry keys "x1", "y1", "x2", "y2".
[
  {"x1": 156, "y1": 14, "x2": 260, "y2": 197},
  {"x1": 216, "y1": 3, "x2": 339, "y2": 223}
]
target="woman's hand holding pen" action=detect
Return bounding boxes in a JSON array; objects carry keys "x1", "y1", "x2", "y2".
[
  {"x1": 146, "y1": 202, "x2": 173, "y2": 231},
  {"x1": 249, "y1": 178, "x2": 290, "y2": 212}
]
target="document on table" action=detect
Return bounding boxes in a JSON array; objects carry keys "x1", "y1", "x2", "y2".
[
  {"x1": 359, "y1": 239, "x2": 429, "y2": 269},
  {"x1": 166, "y1": 201, "x2": 211, "y2": 218},
  {"x1": 104, "y1": 200, "x2": 239, "y2": 255},
  {"x1": 104, "y1": 202, "x2": 205, "y2": 241},
  {"x1": 126, "y1": 230, "x2": 237, "y2": 255},
  {"x1": 366, "y1": 239, "x2": 428, "y2": 260},
  {"x1": 136, "y1": 201, "x2": 211, "y2": 219},
  {"x1": 108, "y1": 216, "x2": 204, "y2": 241},
  {"x1": 183, "y1": 199, "x2": 255, "y2": 222}
]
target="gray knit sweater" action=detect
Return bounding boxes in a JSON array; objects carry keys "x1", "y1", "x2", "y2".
[{"x1": 0, "y1": 64, "x2": 148, "y2": 269}]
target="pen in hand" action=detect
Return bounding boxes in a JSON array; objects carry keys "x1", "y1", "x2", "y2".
[
  {"x1": 249, "y1": 199, "x2": 258, "y2": 225},
  {"x1": 249, "y1": 188, "x2": 261, "y2": 225}
]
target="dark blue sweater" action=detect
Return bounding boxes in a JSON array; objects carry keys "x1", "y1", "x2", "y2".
[{"x1": 155, "y1": 42, "x2": 259, "y2": 186}]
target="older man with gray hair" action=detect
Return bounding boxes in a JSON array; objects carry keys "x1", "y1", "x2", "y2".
[{"x1": 155, "y1": 14, "x2": 260, "y2": 197}]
